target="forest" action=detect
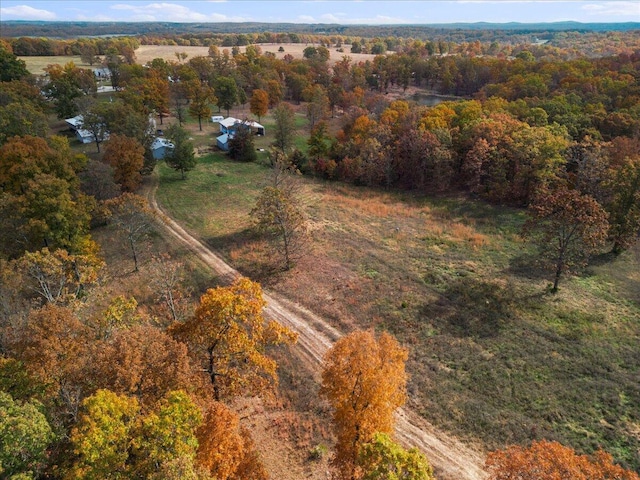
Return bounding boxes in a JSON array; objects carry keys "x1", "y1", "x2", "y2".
[{"x1": 0, "y1": 19, "x2": 640, "y2": 480}]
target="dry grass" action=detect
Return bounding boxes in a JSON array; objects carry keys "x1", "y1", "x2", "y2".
[
  {"x1": 19, "y1": 55, "x2": 92, "y2": 74},
  {"x1": 157, "y1": 153, "x2": 640, "y2": 471}
]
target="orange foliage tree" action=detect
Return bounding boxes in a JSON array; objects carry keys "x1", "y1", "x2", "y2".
[
  {"x1": 170, "y1": 277, "x2": 297, "y2": 401},
  {"x1": 485, "y1": 440, "x2": 640, "y2": 480},
  {"x1": 103, "y1": 134, "x2": 145, "y2": 192},
  {"x1": 321, "y1": 330, "x2": 408, "y2": 480}
]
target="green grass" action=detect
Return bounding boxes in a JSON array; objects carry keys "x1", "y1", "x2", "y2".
[{"x1": 156, "y1": 152, "x2": 640, "y2": 472}]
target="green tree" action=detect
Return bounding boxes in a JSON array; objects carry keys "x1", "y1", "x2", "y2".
[
  {"x1": 228, "y1": 125, "x2": 257, "y2": 163},
  {"x1": 272, "y1": 102, "x2": 296, "y2": 155},
  {"x1": 606, "y1": 156, "x2": 640, "y2": 254},
  {"x1": 69, "y1": 389, "x2": 140, "y2": 480},
  {"x1": 0, "y1": 392, "x2": 55, "y2": 479},
  {"x1": 0, "y1": 41, "x2": 29, "y2": 81},
  {"x1": 80, "y1": 108, "x2": 109, "y2": 153},
  {"x1": 133, "y1": 390, "x2": 202, "y2": 477},
  {"x1": 523, "y1": 186, "x2": 609, "y2": 292},
  {"x1": 358, "y1": 433, "x2": 434, "y2": 480},
  {"x1": 169, "y1": 277, "x2": 297, "y2": 401},
  {"x1": 165, "y1": 124, "x2": 196, "y2": 179},
  {"x1": 215, "y1": 76, "x2": 239, "y2": 117},
  {"x1": 186, "y1": 80, "x2": 216, "y2": 131}
]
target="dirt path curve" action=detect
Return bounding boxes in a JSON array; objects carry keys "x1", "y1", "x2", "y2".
[{"x1": 148, "y1": 180, "x2": 487, "y2": 480}]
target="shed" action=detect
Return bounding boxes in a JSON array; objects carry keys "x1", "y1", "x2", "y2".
[
  {"x1": 151, "y1": 137, "x2": 175, "y2": 160},
  {"x1": 216, "y1": 133, "x2": 231, "y2": 151}
]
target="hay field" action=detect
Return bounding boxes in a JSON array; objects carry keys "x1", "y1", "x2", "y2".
[
  {"x1": 135, "y1": 43, "x2": 379, "y2": 65},
  {"x1": 19, "y1": 55, "x2": 90, "y2": 74}
]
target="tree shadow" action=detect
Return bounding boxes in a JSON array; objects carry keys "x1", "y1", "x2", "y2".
[
  {"x1": 203, "y1": 228, "x2": 283, "y2": 285},
  {"x1": 508, "y1": 251, "x2": 550, "y2": 281},
  {"x1": 423, "y1": 277, "x2": 515, "y2": 338}
]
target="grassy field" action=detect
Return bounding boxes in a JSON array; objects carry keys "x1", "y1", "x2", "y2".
[{"x1": 157, "y1": 152, "x2": 640, "y2": 471}]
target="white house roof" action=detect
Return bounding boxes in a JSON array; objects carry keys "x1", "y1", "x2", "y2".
[
  {"x1": 219, "y1": 117, "x2": 241, "y2": 128},
  {"x1": 65, "y1": 115, "x2": 84, "y2": 129},
  {"x1": 151, "y1": 137, "x2": 175, "y2": 150}
]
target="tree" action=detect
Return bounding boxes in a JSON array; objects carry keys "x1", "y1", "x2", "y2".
[
  {"x1": 104, "y1": 193, "x2": 157, "y2": 271},
  {"x1": 358, "y1": 433, "x2": 434, "y2": 480},
  {"x1": 0, "y1": 392, "x2": 55, "y2": 479},
  {"x1": 103, "y1": 134, "x2": 145, "y2": 192},
  {"x1": 186, "y1": 80, "x2": 216, "y2": 131},
  {"x1": 485, "y1": 440, "x2": 640, "y2": 480},
  {"x1": 272, "y1": 102, "x2": 296, "y2": 155},
  {"x1": 250, "y1": 161, "x2": 307, "y2": 270},
  {"x1": 69, "y1": 389, "x2": 140, "y2": 479},
  {"x1": 249, "y1": 89, "x2": 269, "y2": 122},
  {"x1": 92, "y1": 325, "x2": 206, "y2": 407},
  {"x1": 304, "y1": 84, "x2": 329, "y2": 129},
  {"x1": 18, "y1": 243, "x2": 104, "y2": 304},
  {"x1": 148, "y1": 253, "x2": 192, "y2": 323},
  {"x1": 0, "y1": 42, "x2": 29, "y2": 81},
  {"x1": 165, "y1": 124, "x2": 196, "y2": 179},
  {"x1": 0, "y1": 102, "x2": 48, "y2": 146},
  {"x1": 169, "y1": 276, "x2": 297, "y2": 401},
  {"x1": 8, "y1": 304, "x2": 91, "y2": 421},
  {"x1": 228, "y1": 125, "x2": 257, "y2": 163},
  {"x1": 523, "y1": 186, "x2": 609, "y2": 292},
  {"x1": 606, "y1": 156, "x2": 640, "y2": 254},
  {"x1": 133, "y1": 390, "x2": 202, "y2": 478},
  {"x1": 321, "y1": 330, "x2": 408, "y2": 480},
  {"x1": 215, "y1": 76, "x2": 239, "y2": 116}
]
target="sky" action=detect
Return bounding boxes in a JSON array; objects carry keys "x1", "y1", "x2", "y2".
[{"x1": 1, "y1": 1, "x2": 639, "y2": 24}]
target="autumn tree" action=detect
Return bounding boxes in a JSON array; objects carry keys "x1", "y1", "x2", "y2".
[
  {"x1": 197, "y1": 400, "x2": 267, "y2": 480},
  {"x1": 92, "y1": 325, "x2": 207, "y2": 407},
  {"x1": 485, "y1": 440, "x2": 640, "y2": 480},
  {"x1": 170, "y1": 276, "x2": 297, "y2": 401},
  {"x1": 104, "y1": 193, "x2": 157, "y2": 271},
  {"x1": 272, "y1": 102, "x2": 296, "y2": 155},
  {"x1": 321, "y1": 330, "x2": 408, "y2": 480},
  {"x1": 358, "y1": 432, "x2": 434, "y2": 480},
  {"x1": 7, "y1": 304, "x2": 91, "y2": 421},
  {"x1": 164, "y1": 123, "x2": 196, "y2": 179},
  {"x1": 69, "y1": 389, "x2": 206, "y2": 480},
  {"x1": 304, "y1": 84, "x2": 329, "y2": 129},
  {"x1": 18, "y1": 242, "x2": 104, "y2": 304},
  {"x1": 523, "y1": 186, "x2": 609, "y2": 292},
  {"x1": 103, "y1": 134, "x2": 145, "y2": 192},
  {"x1": 251, "y1": 159, "x2": 307, "y2": 270},
  {"x1": 250, "y1": 89, "x2": 269, "y2": 122}
]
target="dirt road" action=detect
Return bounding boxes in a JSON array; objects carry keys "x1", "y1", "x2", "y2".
[{"x1": 148, "y1": 182, "x2": 487, "y2": 480}]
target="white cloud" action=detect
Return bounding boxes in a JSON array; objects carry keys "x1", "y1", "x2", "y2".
[
  {"x1": 0, "y1": 4, "x2": 56, "y2": 20},
  {"x1": 581, "y1": 1, "x2": 640, "y2": 17},
  {"x1": 109, "y1": 2, "x2": 252, "y2": 22},
  {"x1": 298, "y1": 15, "x2": 316, "y2": 22}
]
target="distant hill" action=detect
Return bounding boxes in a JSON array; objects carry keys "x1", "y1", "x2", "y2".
[{"x1": 1, "y1": 20, "x2": 638, "y2": 39}]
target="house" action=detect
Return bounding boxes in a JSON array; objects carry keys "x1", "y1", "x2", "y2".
[
  {"x1": 65, "y1": 115, "x2": 108, "y2": 144},
  {"x1": 218, "y1": 117, "x2": 266, "y2": 136},
  {"x1": 151, "y1": 137, "x2": 175, "y2": 160}
]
